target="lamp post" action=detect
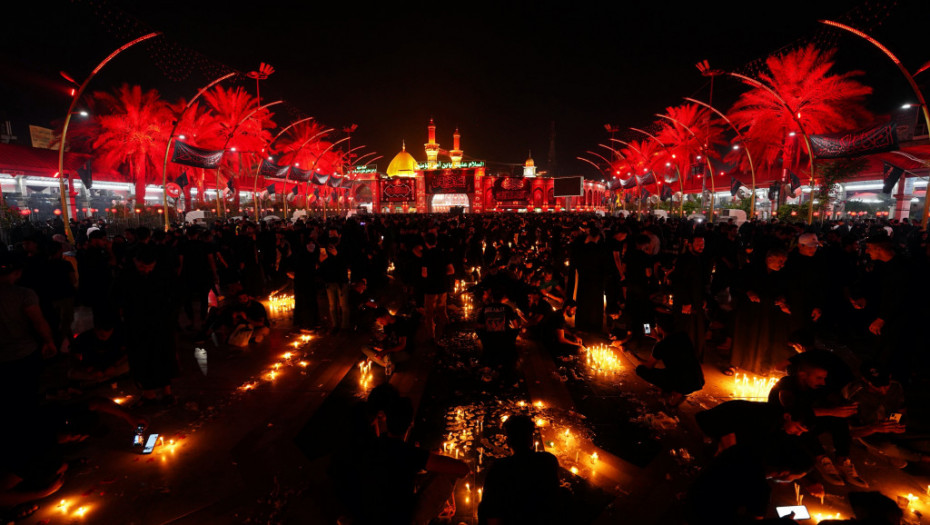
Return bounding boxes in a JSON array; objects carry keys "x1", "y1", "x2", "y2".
[
  {"x1": 247, "y1": 63, "x2": 275, "y2": 107},
  {"x1": 254, "y1": 116, "x2": 315, "y2": 217},
  {"x1": 683, "y1": 97, "x2": 759, "y2": 218},
  {"x1": 821, "y1": 20, "x2": 930, "y2": 228},
  {"x1": 610, "y1": 140, "x2": 651, "y2": 214},
  {"x1": 161, "y1": 72, "x2": 236, "y2": 231},
  {"x1": 56, "y1": 32, "x2": 160, "y2": 243},
  {"x1": 281, "y1": 127, "x2": 334, "y2": 219},
  {"x1": 217, "y1": 100, "x2": 283, "y2": 220},
  {"x1": 725, "y1": 71, "x2": 817, "y2": 224}
]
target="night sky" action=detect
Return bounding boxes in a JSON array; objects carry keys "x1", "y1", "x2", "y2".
[{"x1": 1, "y1": 0, "x2": 926, "y2": 176}]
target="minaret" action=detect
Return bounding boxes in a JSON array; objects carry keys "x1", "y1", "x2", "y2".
[
  {"x1": 424, "y1": 118, "x2": 440, "y2": 169},
  {"x1": 450, "y1": 128, "x2": 463, "y2": 168},
  {"x1": 523, "y1": 150, "x2": 536, "y2": 177}
]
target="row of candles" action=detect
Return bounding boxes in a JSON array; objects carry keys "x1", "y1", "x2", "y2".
[
  {"x1": 265, "y1": 292, "x2": 295, "y2": 318},
  {"x1": 730, "y1": 371, "x2": 781, "y2": 401},
  {"x1": 239, "y1": 332, "x2": 313, "y2": 392},
  {"x1": 582, "y1": 344, "x2": 624, "y2": 378}
]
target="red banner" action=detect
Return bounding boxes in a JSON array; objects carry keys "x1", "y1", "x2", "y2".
[
  {"x1": 380, "y1": 178, "x2": 416, "y2": 202},
  {"x1": 424, "y1": 169, "x2": 475, "y2": 194},
  {"x1": 491, "y1": 177, "x2": 529, "y2": 202}
]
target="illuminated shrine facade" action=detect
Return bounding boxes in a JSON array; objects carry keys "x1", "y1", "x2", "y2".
[{"x1": 350, "y1": 121, "x2": 607, "y2": 214}]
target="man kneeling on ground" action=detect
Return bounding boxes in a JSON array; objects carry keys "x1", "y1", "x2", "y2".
[
  {"x1": 634, "y1": 314, "x2": 705, "y2": 406},
  {"x1": 363, "y1": 307, "x2": 415, "y2": 372}
]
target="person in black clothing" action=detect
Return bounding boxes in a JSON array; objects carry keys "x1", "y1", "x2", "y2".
[
  {"x1": 292, "y1": 228, "x2": 322, "y2": 330},
  {"x1": 768, "y1": 354, "x2": 867, "y2": 488},
  {"x1": 783, "y1": 233, "x2": 825, "y2": 352},
  {"x1": 479, "y1": 414, "x2": 562, "y2": 525},
  {"x1": 686, "y1": 442, "x2": 813, "y2": 525},
  {"x1": 320, "y1": 227, "x2": 350, "y2": 333},
  {"x1": 696, "y1": 400, "x2": 810, "y2": 455},
  {"x1": 669, "y1": 233, "x2": 710, "y2": 359},
  {"x1": 68, "y1": 315, "x2": 129, "y2": 385},
  {"x1": 476, "y1": 288, "x2": 521, "y2": 374},
  {"x1": 421, "y1": 233, "x2": 453, "y2": 342},
  {"x1": 363, "y1": 308, "x2": 415, "y2": 370},
  {"x1": 113, "y1": 246, "x2": 179, "y2": 406},
  {"x1": 634, "y1": 314, "x2": 705, "y2": 406},
  {"x1": 77, "y1": 229, "x2": 115, "y2": 319},
  {"x1": 179, "y1": 227, "x2": 216, "y2": 330},
  {"x1": 571, "y1": 225, "x2": 606, "y2": 332}
]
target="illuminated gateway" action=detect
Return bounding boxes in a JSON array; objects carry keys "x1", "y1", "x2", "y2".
[{"x1": 355, "y1": 120, "x2": 606, "y2": 213}]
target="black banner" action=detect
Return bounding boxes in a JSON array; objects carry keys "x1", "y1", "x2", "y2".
[
  {"x1": 286, "y1": 166, "x2": 309, "y2": 182},
  {"x1": 259, "y1": 159, "x2": 290, "y2": 179},
  {"x1": 621, "y1": 177, "x2": 637, "y2": 189},
  {"x1": 730, "y1": 176, "x2": 744, "y2": 196},
  {"x1": 171, "y1": 141, "x2": 225, "y2": 169},
  {"x1": 424, "y1": 169, "x2": 475, "y2": 194},
  {"x1": 380, "y1": 178, "x2": 416, "y2": 202},
  {"x1": 491, "y1": 177, "x2": 529, "y2": 202},
  {"x1": 809, "y1": 120, "x2": 899, "y2": 159},
  {"x1": 77, "y1": 159, "x2": 93, "y2": 189},
  {"x1": 881, "y1": 162, "x2": 905, "y2": 194}
]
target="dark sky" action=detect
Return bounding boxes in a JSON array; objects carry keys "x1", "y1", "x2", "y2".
[{"x1": 2, "y1": 0, "x2": 927, "y2": 176}]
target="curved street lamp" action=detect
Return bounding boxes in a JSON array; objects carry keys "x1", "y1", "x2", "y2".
[
  {"x1": 611, "y1": 139, "x2": 651, "y2": 213},
  {"x1": 725, "y1": 71, "x2": 817, "y2": 224},
  {"x1": 217, "y1": 100, "x2": 283, "y2": 219},
  {"x1": 160, "y1": 72, "x2": 236, "y2": 231},
  {"x1": 56, "y1": 32, "x2": 161, "y2": 243},
  {"x1": 821, "y1": 19, "x2": 930, "y2": 228},
  {"x1": 253, "y1": 116, "x2": 315, "y2": 217},
  {"x1": 306, "y1": 136, "x2": 350, "y2": 219},
  {"x1": 280, "y1": 127, "x2": 335, "y2": 219},
  {"x1": 683, "y1": 97, "x2": 759, "y2": 218}
]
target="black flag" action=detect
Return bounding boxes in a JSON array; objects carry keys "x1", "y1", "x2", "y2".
[
  {"x1": 768, "y1": 182, "x2": 780, "y2": 201},
  {"x1": 176, "y1": 171, "x2": 189, "y2": 189},
  {"x1": 730, "y1": 176, "x2": 744, "y2": 197},
  {"x1": 788, "y1": 170, "x2": 801, "y2": 193},
  {"x1": 660, "y1": 183, "x2": 673, "y2": 202},
  {"x1": 77, "y1": 159, "x2": 93, "y2": 189},
  {"x1": 881, "y1": 162, "x2": 905, "y2": 194},
  {"x1": 292, "y1": 185, "x2": 299, "y2": 195},
  {"x1": 265, "y1": 183, "x2": 275, "y2": 195}
]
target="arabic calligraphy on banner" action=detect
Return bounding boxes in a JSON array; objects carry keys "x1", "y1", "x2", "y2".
[
  {"x1": 491, "y1": 177, "x2": 529, "y2": 202},
  {"x1": 380, "y1": 178, "x2": 416, "y2": 202},
  {"x1": 424, "y1": 169, "x2": 475, "y2": 194}
]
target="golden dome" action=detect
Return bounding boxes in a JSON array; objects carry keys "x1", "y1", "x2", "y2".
[
  {"x1": 525, "y1": 151, "x2": 535, "y2": 167},
  {"x1": 386, "y1": 141, "x2": 419, "y2": 177}
]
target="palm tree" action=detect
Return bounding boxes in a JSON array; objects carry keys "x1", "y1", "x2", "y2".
[
  {"x1": 656, "y1": 103, "x2": 727, "y2": 195},
  {"x1": 90, "y1": 84, "x2": 173, "y2": 208},
  {"x1": 728, "y1": 44, "x2": 873, "y2": 173},
  {"x1": 202, "y1": 86, "x2": 276, "y2": 212}
]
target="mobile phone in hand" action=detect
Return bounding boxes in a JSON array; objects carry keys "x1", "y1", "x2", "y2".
[
  {"x1": 142, "y1": 434, "x2": 158, "y2": 454},
  {"x1": 776, "y1": 505, "x2": 810, "y2": 519},
  {"x1": 643, "y1": 323, "x2": 651, "y2": 335},
  {"x1": 889, "y1": 413, "x2": 902, "y2": 423}
]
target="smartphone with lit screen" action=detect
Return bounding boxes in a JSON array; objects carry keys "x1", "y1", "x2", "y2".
[
  {"x1": 643, "y1": 323, "x2": 651, "y2": 335},
  {"x1": 776, "y1": 506, "x2": 811, "y2": 519},
  {"x1": 142, "y1": 434, "x2": 158, "y2": 454},
  {"x1": 889, "y1": 413, "x2": 902, "y2": 423}
]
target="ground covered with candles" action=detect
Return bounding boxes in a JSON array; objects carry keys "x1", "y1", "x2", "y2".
[{"x1": 14, "y1": 286, "x2": 930, "y2": 525}]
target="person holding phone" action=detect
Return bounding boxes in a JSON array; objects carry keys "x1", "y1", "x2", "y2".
[
  {"x1": 843, "y1": 361, "x2": 928, "y2": 468},
  {"x1": 634, "y1": 315, "x2": 705, "y2": 406}
]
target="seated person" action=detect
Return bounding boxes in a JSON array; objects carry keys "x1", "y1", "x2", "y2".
[
  {"x1": 843, "y1": 361, "x2": 928, "y2": 468},
  {"x1": 355, "y1": 395, "x2": 469, "y2": 525},
  {"x1": 348, "y1": 279, "x2": 379, "y2": 332},
  {"x1": 210, "y1": 286, "x2": 270, "y2": 346},
  {"x1": 769, "y1": 353, "x2": 867, "y2": 488},
  {"x1": 542, "y1": 300, "x2": 584, "y2": 357},
  {"x1": 536, "y1": 266, "x2": 564, "y2": 307},
  {"x1": 686, "y1": 441, "x2": 813, "y2": 525},
  {"x1": 479, "y1": 415, "x2": 562, "y2": 525},
  {"x1": 68, "y1": 315, "x2": 129, "y2": 384},
  {"x1": 606, "y1": 305, "x2": 632, "y2": 347},
  {"x1": 518, "y1": 288, "x2": 553, "y2": 339},
  {"x1": 362, "y1": 308, "x2": 415, "y2": 369},
  {"x1": 634, "y1": 314, "x2": 705, "y2": 406},
  {"x1": 696, "y1": 400, "x2": 811, "y2": 454},
  {"x1": 476, "y1": 288, "x2": 522, "y2": 371}
]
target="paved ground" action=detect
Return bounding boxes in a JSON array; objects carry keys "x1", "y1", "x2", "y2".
[{"x1": 18, "y1": 284, "x2": 930, "y2": 524}]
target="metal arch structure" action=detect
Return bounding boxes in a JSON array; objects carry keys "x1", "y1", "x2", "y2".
[
  {"x1": 56, "y1": 32, "x2": 161, "y2": 243},
  {"x1": 683, "y1": 97, "x2": 759, "y2": 218},
  {"x1": 161, "y1": 72, "x2": 237, "y2": 230}
]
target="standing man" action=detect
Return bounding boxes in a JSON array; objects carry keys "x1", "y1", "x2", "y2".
[
  {"x1": 421, "y1": 233, "x2": 454, "y2": 343},
  {"x1": 669, "y1": 233, "x2": 710, "y2": 359},
  {"x1": 320, "y1": 227, "x2": 350, "y2": 334}
]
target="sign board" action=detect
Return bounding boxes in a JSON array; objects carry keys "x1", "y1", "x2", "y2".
[
  {"x1": 417, "y1": 160, "x2": 485, "y2": 170},
  {"x1": 380, "y1": 178, "x2": 416, "y2": 202},
  {"x1": 29, "y1": 125, "x2": 54, "y2": 149},
  {"x1": 492, "y1": 177, "x2": 529, "y2": 202},
  {"x1": 554, "y1": 176, "x2": 584, "y2": 197},
  {"x1": 424, "y1": 168, "x2": 476, "y2": 195}
]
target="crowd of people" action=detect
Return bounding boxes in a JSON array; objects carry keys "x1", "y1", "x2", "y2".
[{"x1": 1, "y1": 210, "x2": 929, "y2": 523}]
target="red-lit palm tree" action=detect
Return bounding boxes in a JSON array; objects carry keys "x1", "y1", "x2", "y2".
[
  {"x1": 170, "y1": 100, "x2": 223, "y2": 206},
  {"x1": 728, "y1": 45, "x2": 873, "y2": 172},
  {"x1": 90, "y1": 84, "x2": 173, "y2": 208},
  {"x1": 202, "y1": 86, "x2": 276, "y2": 212},
  {"x1": 656, "y1": 103, "x2": 727, "y2": 195}
]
